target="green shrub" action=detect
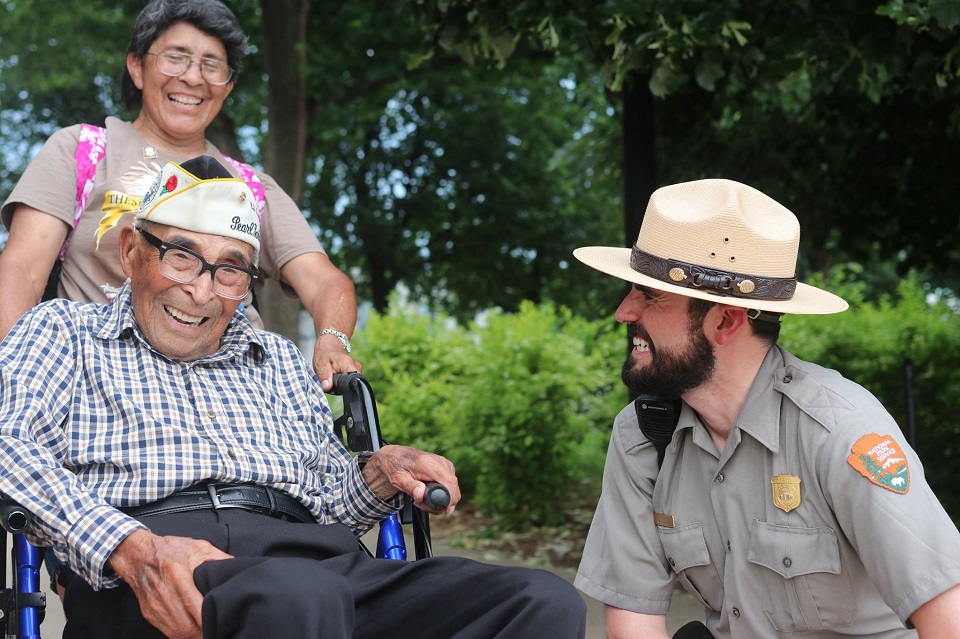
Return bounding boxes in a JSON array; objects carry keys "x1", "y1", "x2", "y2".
[
  {"x1": 350, "y1": 302, "x2": 472, "y2": 453},
  {"x1": 348, "y1": 273, "x2": 959, "y2": 530},
  {"x1": 781, "y1": 271, "x2": 960, "y2": 521},
  {"x1": 352, "y1": 299, "x2": 625, "y2": 529},
  {"x1": 444, "y1": 302, "x2": 624, "y2": 528}
]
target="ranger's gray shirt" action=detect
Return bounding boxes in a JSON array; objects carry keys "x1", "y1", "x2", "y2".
[{"x1": 576, "y1": 346, "x2": 960, "y2": 637}]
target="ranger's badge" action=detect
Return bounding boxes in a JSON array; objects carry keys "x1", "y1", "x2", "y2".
[
  {"x1": 847, "y1": 433, "x2": 910, "y2": 494},
  {"x1": 771, "y1": 474, "x2": 802, "y2": 513}
]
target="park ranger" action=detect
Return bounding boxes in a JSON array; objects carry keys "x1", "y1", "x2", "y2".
[{"x1": 573, "y1": 178, "x2": 960, "y2": 638}]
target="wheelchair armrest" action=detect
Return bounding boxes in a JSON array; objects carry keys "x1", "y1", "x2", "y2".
[
  {"x1": 331, "y1": 372, "x2": 383, "y2": 453},
  {"x1": 0, "y1": 501, "x2": 30, "y2": 534}
]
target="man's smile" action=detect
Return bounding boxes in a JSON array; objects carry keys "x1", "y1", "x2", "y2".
[{"x1": 164, "y1": 305, "x2": 208, "y2": 327}]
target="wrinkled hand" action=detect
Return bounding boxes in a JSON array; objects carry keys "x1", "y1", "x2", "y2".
[
  {"x1": 108, "y1": 530, "x2": 233, "y2": 639},
  {"x1": 362, "y1": 445, "x2": 461, "y2": 515},
  {"x1": 313, "y1": 337, "x2": 362, "y2": 392}
]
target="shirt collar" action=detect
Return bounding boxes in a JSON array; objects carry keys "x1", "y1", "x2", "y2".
[
  {"x1": 674, "y1": 345, "x2": 786, "y2": 454},
  {"x1": 94, "y1": 281, "x2": 267, "y2": 364},
  {"x1": 731, "y1": 345, "x2": 787, "y2": 452}
]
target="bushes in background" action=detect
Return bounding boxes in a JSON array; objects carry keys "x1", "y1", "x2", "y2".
[
  {"x1": 347, "y1": 272, "x2": 959, "y2": 529},
  {"x1": 354, "y1": 300, "x2": 626, "y2": 529}
]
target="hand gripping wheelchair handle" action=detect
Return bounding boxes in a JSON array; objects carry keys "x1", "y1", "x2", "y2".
[
  {"x1": 330, "y1": 371, "x2": 444, "y2": 560},
  {"x1": 331, "y1": 372, "x2": 451, "y2": 510}
]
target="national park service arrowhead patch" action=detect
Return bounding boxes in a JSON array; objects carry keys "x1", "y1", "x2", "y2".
[{"x1": 847, "y1": 433, "x2": 910, "y2": 494}]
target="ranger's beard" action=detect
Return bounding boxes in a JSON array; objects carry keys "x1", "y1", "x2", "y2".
[{"x1": 621, "y1": 322, "x2": 716, "y2": 398}]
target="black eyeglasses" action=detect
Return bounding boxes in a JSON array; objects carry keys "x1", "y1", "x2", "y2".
[
  {"x1": 145, "y1": 50, "x2": 235, "y2": 85},
  {"x1": 137, "y1": 227, "x2": 259, "y2": 300}
]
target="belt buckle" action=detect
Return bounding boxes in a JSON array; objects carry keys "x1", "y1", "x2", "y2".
[{"x1": 207, "y1": 484, "x2": 245, "y2": 510}]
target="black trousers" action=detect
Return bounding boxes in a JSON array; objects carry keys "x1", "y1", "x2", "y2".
[{"x1": 62, "y1": 509, "x2": 586, "y2": 639}]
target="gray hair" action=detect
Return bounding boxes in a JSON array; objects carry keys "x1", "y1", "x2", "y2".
[{"x1": 121, "y1": 0, "x2": 248, "y2": 109}]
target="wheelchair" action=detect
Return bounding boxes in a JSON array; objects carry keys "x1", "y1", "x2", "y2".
[{"x1": 1, "y1": 372, "x2": 446, "y2": 639}]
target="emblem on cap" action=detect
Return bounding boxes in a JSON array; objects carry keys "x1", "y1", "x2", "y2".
[
  {"x1": 771, "y1": 474, "x2": 802, "y2": 512},
  {"x1": 669, "y1": 267, "x2": 686, "y2": 282}
]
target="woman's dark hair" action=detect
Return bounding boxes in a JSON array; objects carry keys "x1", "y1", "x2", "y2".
[{"x1": 121, "y1": 0, "x2": 248, "y2": 110}]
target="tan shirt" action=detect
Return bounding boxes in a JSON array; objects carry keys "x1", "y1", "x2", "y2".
[
  {"x1": 576, "y1": 346, "x2": 960, "y2": 638},
  {"x1": 2, "y1": 117, "x2": 325, "y2": 327}
]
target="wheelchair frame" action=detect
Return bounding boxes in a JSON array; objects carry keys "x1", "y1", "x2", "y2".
[{"x1": 1, "y1": 372, "x2": 435, "y2": 639}]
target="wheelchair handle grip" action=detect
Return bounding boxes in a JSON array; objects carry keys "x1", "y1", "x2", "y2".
[
  {"x1": 0, "y1": 501, "x2": 31, "y2": 533},
  {"x1": 423, "y1": 482, "x2": 450, "y2": 510}
]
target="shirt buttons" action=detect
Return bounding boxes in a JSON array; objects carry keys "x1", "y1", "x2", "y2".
[
  {"x1": 782, "y1": 557, "x2": 792, "y2": 567},
  {"x1": 782, "y1": 374, "x2": 793, "y2": 383},
  {"x1": 207, "y1": 411, "x2": 217, "y2": 419},
  {"x1": 227, "y1": 449, "x2": 238, "y2": 459},
  {"x1": 714, "y1": 473, "x2": 724, "y2": 484},
  {"x1": 732, "y1": 607, "x2": 741, "y2": 618},
  {"x1": 727, "y1": 540, "x2": 732, "y2": 551},
  {"x1": 668, "y1": 557, "x2": 676, "y2": 568}
]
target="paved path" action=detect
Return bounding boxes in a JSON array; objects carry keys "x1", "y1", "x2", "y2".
[
  {"x1": 421, "y1": 536, "x2": 705, "y2": 638},
  {"x1": 28, "y1": 530, "x2": 704, "y2": 638}
]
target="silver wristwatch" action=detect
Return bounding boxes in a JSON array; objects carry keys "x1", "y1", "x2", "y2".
[{"x1": 318, "y1": 328, "x2": 351, "y2": 353}]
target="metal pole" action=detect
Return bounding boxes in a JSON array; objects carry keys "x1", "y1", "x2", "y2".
[{"x1": 903, "y1": 358, "x2": 916, "y2": 449}]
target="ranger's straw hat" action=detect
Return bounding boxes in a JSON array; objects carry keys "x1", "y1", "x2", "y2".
[
  {"x1": 136, "y1": 155, "x2": 261, "y2": 252},
  {"x1": 574, "y1": 179, "x2": 847, "y2": 315}
]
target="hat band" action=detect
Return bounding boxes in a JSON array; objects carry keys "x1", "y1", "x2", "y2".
[{"x1": 630, "y1": 246, "x2": 797, "y2": 301}]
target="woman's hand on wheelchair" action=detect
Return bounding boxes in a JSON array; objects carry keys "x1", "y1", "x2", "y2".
[
  {"x1": 109, "y1": 529, "x2": 233, "y2": 639},
  {"x1": 361, "y1": 444, "x2": 460, "y2": 515}
]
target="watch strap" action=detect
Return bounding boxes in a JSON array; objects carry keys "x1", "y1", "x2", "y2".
[{"x1": 319, "y1": 328, "x2": 351, "y2": 353}]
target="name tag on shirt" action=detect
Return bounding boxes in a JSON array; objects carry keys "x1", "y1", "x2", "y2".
[{"x1": 653, "y1": 512, "x2": 675, "y2": 528}]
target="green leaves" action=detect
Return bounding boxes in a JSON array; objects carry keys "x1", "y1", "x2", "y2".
[{"x1": 355, "y1": 300, "x2": 626, "y2": 529}]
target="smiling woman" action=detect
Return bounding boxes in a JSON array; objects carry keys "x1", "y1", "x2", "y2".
[{"x1": 0, "y1": 0, "x2": 362, "y2": 390}]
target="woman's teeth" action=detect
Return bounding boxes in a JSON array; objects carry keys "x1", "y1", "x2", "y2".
[{"x1": 170, "y1": 95, "x2": 201, "y2": 106}]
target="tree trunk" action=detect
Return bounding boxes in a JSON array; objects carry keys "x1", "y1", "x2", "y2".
[
  {"x1": 206, "y1": 112, "x2": 244, "y2": 159},
  {"x1": 622, "y1": 73, "x2": 657, "y2": 250},
  {"x1": 256, "y1": 0, "x2": 310, "y2": 342}
]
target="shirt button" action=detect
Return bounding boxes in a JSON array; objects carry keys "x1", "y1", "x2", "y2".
[
  {"x1": 207, "y1": 411, "x2": 216, "y2": 419},
  {"x1": 732, "y1": 607, "x2": 741, "y2": 618},
  {"x1": 782, "y1": 374, "x2": 793, "y2": 383},
  {"x1": 782, "y1": 557, "x2": 792, "y2": 567},
  {"x1": 727, "y1": 540, "x2": 732, "y2": 551},
  {"x1": 227, "y1": 449, "x2": 237, "y2": 459},
  {"x1": 668, "y1": 557, "x2": 676, "y2": 568},
  {"x1": 714, "y1": 474, "x2": 724, "y2": 484}
]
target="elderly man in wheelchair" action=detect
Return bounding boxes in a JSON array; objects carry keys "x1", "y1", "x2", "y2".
[{"x1": 0, "y1": 156, "x2": 587, "y2": 639}]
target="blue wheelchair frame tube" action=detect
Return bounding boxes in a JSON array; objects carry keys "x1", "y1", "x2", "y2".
[
  {"x1": 376, "y1": 514, "x2": 407, "y2": 561},
  {"x1": 15, "y1": 534, "x2": 42, "y2": 639}
]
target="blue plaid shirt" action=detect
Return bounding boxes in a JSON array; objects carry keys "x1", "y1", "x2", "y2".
[{"x1": 0, "y1": 283, "x2": 395, "y2": 590}]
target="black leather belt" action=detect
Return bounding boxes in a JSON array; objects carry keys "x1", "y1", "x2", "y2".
[{"x1": 122, "y1": 483, "x2": 315, "y2": 524}]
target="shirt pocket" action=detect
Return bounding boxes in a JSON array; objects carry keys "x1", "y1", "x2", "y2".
[
  {"x1": 747, "y1": 520, "x2": 856, "y2": 632},
  {"x1": 658, "y1": 522, "x2": 724, "y2": 611}
]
